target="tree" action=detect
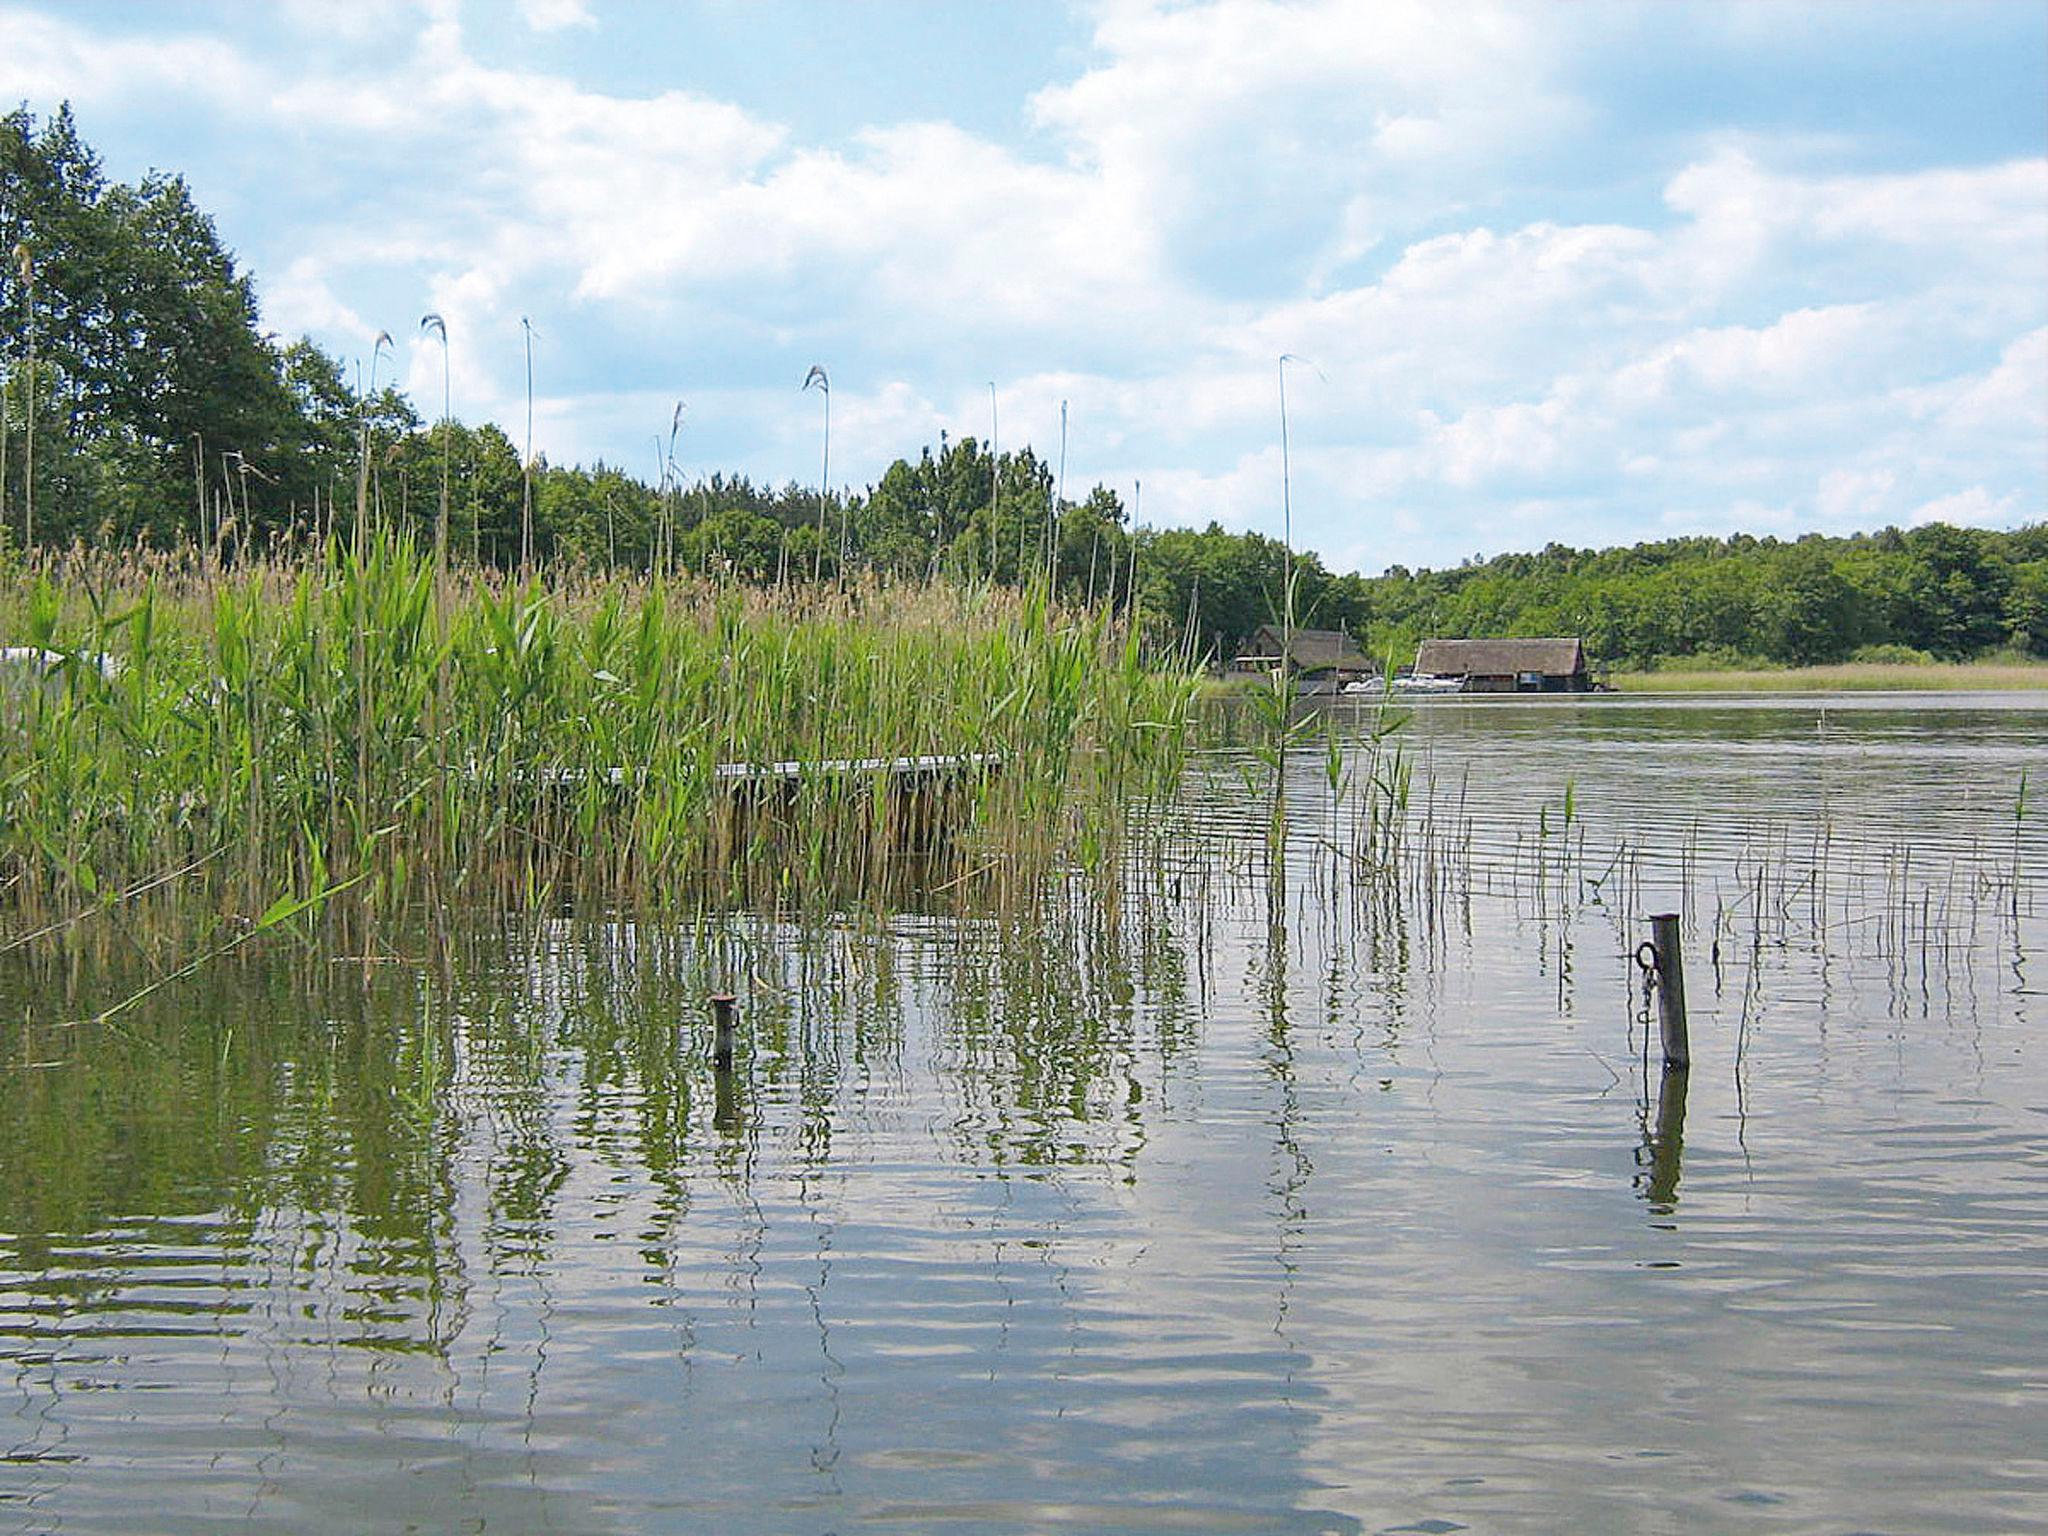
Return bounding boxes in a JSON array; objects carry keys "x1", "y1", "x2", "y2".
[
  {"x1": 1, "y1": 104, "x2": 322, "y2": 544},
  {"x1": 2003, "y1": 560, "x2": 2048, "y2": 656},
  {"x1": 1896, "y1": 524, "x2": 2011, "y2": 658}
]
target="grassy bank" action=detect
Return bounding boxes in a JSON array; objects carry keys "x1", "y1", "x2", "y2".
[
  {"x1": 0, "y1": 536, "x2": 1197, "y2": 943},
  {"x1": 1610, "y1": 660, "x2": 2048, "y2": 693}
]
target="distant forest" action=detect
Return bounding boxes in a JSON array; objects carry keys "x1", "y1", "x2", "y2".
[
  {"x1": 1250, "y1": 520, "x2": 2048, "y2": 670},
  {"x1": 3, "y1": 104, "x2": 2043, "y2": 671}
]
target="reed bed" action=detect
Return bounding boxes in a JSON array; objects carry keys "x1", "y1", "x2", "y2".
[
  {"x1": 1146, "y1": 690, "x2": 2037, "y2": 1042},
  {"x1": 1611, "y1": 661, "x2": 2048, "y2": 693},
  {"x1": 0, "y1": 533, "x2": 1198, "y2": 953}
]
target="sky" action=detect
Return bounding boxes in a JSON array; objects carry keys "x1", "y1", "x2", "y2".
[{"x1": 1, "y1": 0, "x2": 2043, "y2": 574}]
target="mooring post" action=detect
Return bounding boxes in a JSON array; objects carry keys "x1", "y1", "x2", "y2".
[
  {"x1": 710, "y1": 992, "x2": 737, "y2": 1074},
  {"x1": 1649, "y1": 912, "x2": 1690, "y2": 1070}
]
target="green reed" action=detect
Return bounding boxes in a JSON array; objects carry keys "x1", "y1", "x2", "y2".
[{"x1": 0, "y1": 530, "x2": 1198, "y2": 944}]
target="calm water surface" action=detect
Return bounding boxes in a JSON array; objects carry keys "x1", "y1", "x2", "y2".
[{"x1": 3, "y1": 693, "x2": 2044, "y2": 1533}]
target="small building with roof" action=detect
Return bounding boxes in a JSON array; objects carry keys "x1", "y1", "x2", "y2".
[
  {"x1": 1412, "y1": 637, "x2": 1591, "y2": 693},
  {"x1": 1236, "y1": 624, "x2": 1376, "y2": 689}
]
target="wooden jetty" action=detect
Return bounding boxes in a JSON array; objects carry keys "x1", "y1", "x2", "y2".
[
  {"x1": 516, "y1": 751, "x2": 1000, "y2": 860},
  {"x1": 707, "y1": 752, "x2": 1001, "y2": 864},
  {"x1": 541, "y1": 752, "x2": 1001, "y2": 791},
  {"x1": 713, "y1": 752, "x2": 1001, "y2": 786}
]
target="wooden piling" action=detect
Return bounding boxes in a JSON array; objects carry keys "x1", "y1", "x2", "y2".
[
  {"x1": 1649, "y1": 912, "x2": 1689, "y2": 1069},
  {"x1": 710, "y1": 992, "x2": 737, "y2": 1074}
]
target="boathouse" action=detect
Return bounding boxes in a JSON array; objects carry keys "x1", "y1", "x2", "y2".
[
  {"x1": 1240, "y1": 625, "x2": 1375, "y2": 687},
  {"x1": 1412, "y1": 637, "x2": 1591, "y2": 693}
]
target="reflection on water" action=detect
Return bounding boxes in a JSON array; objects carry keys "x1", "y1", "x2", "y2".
[
  {"x1": 2, "y1": 694, "x2": 2043, "y2": 1533},
  {"x1": 1638, "y1": 1066, "x2": 1689, "y2": 1214}
]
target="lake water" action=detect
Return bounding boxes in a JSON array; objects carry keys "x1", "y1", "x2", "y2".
[{"x1": 3, "y1": 693, "x2": 2044, "y2": 1533}]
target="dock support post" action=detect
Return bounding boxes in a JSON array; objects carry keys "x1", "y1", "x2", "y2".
[
  {"x1": 710, "y1": 993, "x2": 737, "y2": 1074},
  {"x1": 1649, "y1": 913, "x2": 1690, "y2": 1070}
]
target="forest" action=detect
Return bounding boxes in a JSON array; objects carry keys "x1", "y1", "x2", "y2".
[
  {"x1": 4, "y1": 104, "x2": 2043, "y2": 671},
  {"x1": 1150, "y1": 519, "x2": 2048, "y2": 670}
]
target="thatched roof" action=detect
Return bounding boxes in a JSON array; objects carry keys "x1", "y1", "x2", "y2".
[
  {"x1": 1248, "y1": 624, "x2": 1372, "y2": 673},
  {"x1": 1414, "y1": 637, "x2": 1586, "y2": 678}
]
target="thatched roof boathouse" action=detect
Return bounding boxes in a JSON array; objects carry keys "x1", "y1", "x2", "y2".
[
  {"x1": 1237, "y1": 625, "x2": 1375, "y2": 691},
  {"x1": 1413, "y1": 637, "x2": 1592, "y2": 693}
]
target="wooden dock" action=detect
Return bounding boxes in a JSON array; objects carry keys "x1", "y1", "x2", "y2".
[
  {"x1": 706, "y1": 752, "x2": 1000, "y2": 860},
  {"x1": 536, "y1": 752, "x2": 1000, "y2": 790},
  {"x1": 712, "y1": 752, "x2": 1001, "y2": 785}
]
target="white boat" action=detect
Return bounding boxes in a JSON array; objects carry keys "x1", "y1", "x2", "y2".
[
  {"x1": 1373, "y1": 674, "x2": 1466, "y2": 697},
  {"x1": 0, "y1": 646, "x2": 124, "y2": 687}
]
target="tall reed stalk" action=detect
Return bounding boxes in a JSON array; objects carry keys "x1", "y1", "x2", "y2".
[
  {"x1": 521, "y1": 317, "x2": 537, "y2": 572},
  {"x1": 419, "y1": 314, "x2": 450, "y2": 578},
  {"x1": 13, "y1": 243, "x2": 33, "y2": 549},
  {"x1": 804, "y1": 366, "x2": 830, "y2": 581}
]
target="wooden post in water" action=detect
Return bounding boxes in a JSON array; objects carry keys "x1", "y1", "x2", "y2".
[
  {"x1": 710, "y1": 993, "x2": 737, "y2": 1074},
  {"x1": 1649, "y1": 913, "x2": 1690, "y2": 1069}
]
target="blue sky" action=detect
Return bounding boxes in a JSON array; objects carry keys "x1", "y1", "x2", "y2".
[{"x1": 3, "y1": 0, "x2": 2042, "y2": 573}]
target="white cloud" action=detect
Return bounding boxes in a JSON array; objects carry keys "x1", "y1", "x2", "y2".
[
  {"x1": 1927, "y1": 326, "x2": 2048, "y2": 436},
  {"x1": 262, "y1": 257, "x2": 376, "y2": 346},
  {"x1": 1663, "y1": 147, "x2": 2048, "y2": 296},
  {"x1": 0, "y1": 9, "x2": 262, "y2": 109},
  {"x1": 1816, "y1": 467, "x2": 1898, "y2": 527},
  {"x1": 1608, "y1": 304, "x2": 1889, "y2": 402},
  {"x1": 1032, "y1": 0, "x2": 1581, "y2": 234},
  {"x1": 275, "y1": 0, "x2": 423, "y2": 43},
  {"x1": 1908, "y1": 486, "x2": 2019, "y2": 528},
  {"x1": 519, "y1": 0, "x2": 596, "y2": 33},
  {"x1": 1808, "y1": 158, "x2": 2048, "y2": 258}
]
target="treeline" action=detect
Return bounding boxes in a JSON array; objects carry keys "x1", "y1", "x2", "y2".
[
  {"x1": 1131, "y1": 521, "x2": 2048, "y2": 668},
  {"x1": 1356, "y1": 526, "x2": 2048, "y2": 667},
  {"x1": 4, "y1": 105, "x2": 2042, "y2": 669}
]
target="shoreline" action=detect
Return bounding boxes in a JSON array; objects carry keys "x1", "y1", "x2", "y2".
[
  {"x1": 1200, "y1": 661, "x2": 2048, "y2": 700},
  {"x1": 1608, "y1": 661, "x2": 2048, "y2": 693}
]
